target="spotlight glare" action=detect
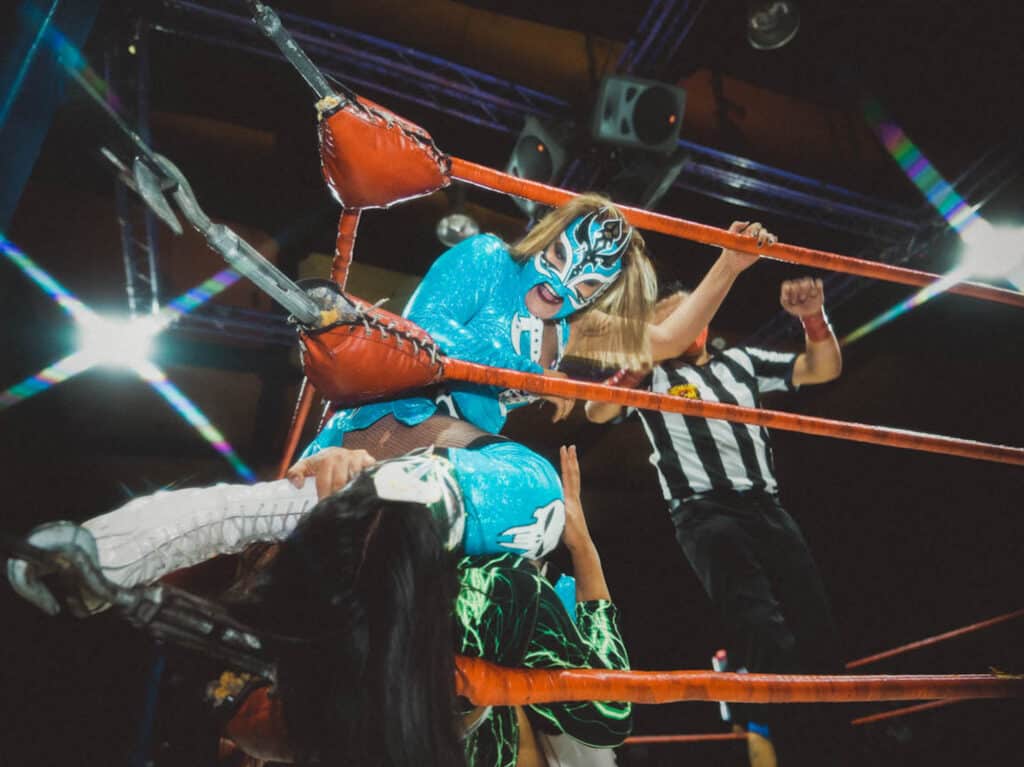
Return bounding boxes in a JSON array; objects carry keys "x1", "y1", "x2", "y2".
[
  {"x1": 2, "y1": 233, "x2": 253, "y2": 480},
  {"x1": 960, "y1": 224, "x2": 1024, "y2": 280},
  {"x1": 77, "y1": 314, "x2": 162, "y2": 371}
]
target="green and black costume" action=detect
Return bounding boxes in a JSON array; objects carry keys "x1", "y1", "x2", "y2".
[{"x1": 456, "y1": 553, "x2": 632, "y2": 767}]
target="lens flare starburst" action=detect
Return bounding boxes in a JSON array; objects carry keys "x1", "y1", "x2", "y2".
[
  {"x1": 842, "y1": 102, "x2": 1022, "y2": 346},
  {"x1": 1, "y1": 235, "x2": 254, "y2": 481}
]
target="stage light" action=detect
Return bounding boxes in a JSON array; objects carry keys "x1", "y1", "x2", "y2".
[
  {"x1": 436, "y1": 182, "x2": 481, "y2": 247},
  {"x1": 843, "y1": 102, "x2": 1024, "y2": 346},
  {"x1": 747, "y1": 1, "x2": 801, "y2": 50},
  {"x1": 436, "y1": 212, "x2": 479, "y2": 247},
  {"x1": 436, "y1": 212, "x2": 480, "y2": 248},
  {"x1": 960, "y1": 223, "x2": 1024, "y2": 281},
  {"x1": 2, "y1": 236, "x2": 254, "y2": 480},
  {"x1": 76, "y1": 314, "x2": 163, "y2": 373}
]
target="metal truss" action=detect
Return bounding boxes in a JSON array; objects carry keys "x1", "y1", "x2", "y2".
[
  {"x1": 176, "y1": 303, "x2": 294, "y2": 347},
  {"x1": 150, "y1": 0, "x2": 922, "y2": 242},
  {"x1": 675, "y1": 138, "x2": 921, "y2": 242},
  {"x1": 110, "y1": 0, "x2": 1015, "y2": 353},
  {"x1": 154, "y1": 0, "x2": 564, "y2": 134},
  {"x1": 619, "y1": 0, "x2": 710, "y2": 79},
  {"x1": 106, "y1": 23, "x2": 162, "y2": 316}
]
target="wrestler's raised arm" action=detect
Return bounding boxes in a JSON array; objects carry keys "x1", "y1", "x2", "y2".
[
  {"x1": 585, "y1": 221, "x2": 776, "y2": 424},
  {"x1": 647, "y1": 220, "x2": 772, "y2": 361},
  {"x1": 559, "y1": 445, "x2": 610, "y2": 602},
  {"x1": 781, "y1": 277, "x2": 843, "y2": 386}
]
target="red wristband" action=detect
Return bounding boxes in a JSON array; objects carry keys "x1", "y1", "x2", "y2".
[{"x1": 800, "y1": 309, "x2": 832, "y2": 342}]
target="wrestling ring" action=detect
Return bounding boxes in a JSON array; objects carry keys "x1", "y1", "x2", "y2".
[
  {"x1": 223, "y1": 0, "x2": 1024, "y2": 739},
  {"x1": 2, "y1": 0, "x2": 1021, "y2": 760}
]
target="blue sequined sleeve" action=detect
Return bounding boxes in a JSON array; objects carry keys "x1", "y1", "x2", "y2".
[{"x1": 403, "y1": 235, "x2": 544, "y2": 374}]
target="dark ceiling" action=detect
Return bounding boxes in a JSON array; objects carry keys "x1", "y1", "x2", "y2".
[{"x1": 2, "y1": 1, "x2": 1023, "y2": 764}]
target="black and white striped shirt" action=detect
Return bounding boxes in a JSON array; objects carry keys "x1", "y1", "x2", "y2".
[{"x1": 635, "y1": 346, "x2": 798, "y2": 501}]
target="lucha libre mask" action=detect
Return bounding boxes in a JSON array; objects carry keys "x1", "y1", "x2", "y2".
[
  {"x1": 362, "y1": 449, "x2": 466, "y2": 553},
  {"x1": 523, "y1": 209, "x2": 632, "y2": 319}
]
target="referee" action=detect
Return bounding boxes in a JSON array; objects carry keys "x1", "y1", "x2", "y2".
[{"x1": 588, "y1": 271, "x2": 845, "y2": 765}]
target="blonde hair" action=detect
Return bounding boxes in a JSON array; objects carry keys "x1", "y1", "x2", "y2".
[{"x1": 509, "y1": 193, "x2": 656, "y2": 371}]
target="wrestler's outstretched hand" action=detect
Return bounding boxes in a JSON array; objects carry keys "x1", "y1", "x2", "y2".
[
  {"x1": 559, "y1": 445, "x2": 592, "y2": 553},
  {"x1": 720, "y1": 220, "x2": 777, "y2": 272},
  {"x1": 559, "y1": 445, "x2": 611, "y2": 601},
  {"x1": 780, "y1": 276, "x2": 825, "y2": 317},
  {"x1": 287, "y1": 447, "x2": 377, "y2": 499}
]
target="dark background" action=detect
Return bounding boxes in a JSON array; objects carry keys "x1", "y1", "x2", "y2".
[{"x1": 1, "y1": 1, "x2": 1022, "y2": 764}]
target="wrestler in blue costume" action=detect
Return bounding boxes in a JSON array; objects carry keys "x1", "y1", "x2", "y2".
[
  {"x1": 299, "y1": 205, "x2": 632, "y2": 578},
  {"x1": 441, "y1": 442, "x2": 566, "y2": 560},
  {"x1": 362, "y1": 447, "x2": 581, "y2": 614},
  {"x1": 305, "y1": 207, "x2": 633, "y2": 446},
  {"x1": 7, "y1": 443, "x2": 575, "y2": 601}
]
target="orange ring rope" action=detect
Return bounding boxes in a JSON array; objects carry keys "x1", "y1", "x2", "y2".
[
  {"x1": 846, "y1": 607, "x2": 1024, "y2": 669},
  {"x1": 454, "y1": 656, "x2": 1022, "y2": 706},
  {"x1": 449, "y1": 157, "x2": 1024, "y2": 310},
  {"x1": 441, "y1": 359, "x2": 1024, "y2": 467},
  {"x1": 275, "y1": 208, "x2": 362, "y2": 476},
  {"x1": 274, "y1": 376, "x2": 317, "y2": 479},
  {"x1": 331, "y1": 209, "x2": 361, "y2": 287},
  {"x1": 612, "y1": 608, "x2": 1021, "y2": 745}
]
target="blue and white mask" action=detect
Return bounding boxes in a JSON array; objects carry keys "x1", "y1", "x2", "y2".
[
  {"x1": 363, "y1": 449, "x2": 466, "y2": 553},
  {"x1": 522, "y1": 209, "x2": 632, "y2": 319}
]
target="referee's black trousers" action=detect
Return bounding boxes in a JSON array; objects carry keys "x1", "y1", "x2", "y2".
[{"x1": 671, "y1": 488, "x2": 849, "y2": 765}]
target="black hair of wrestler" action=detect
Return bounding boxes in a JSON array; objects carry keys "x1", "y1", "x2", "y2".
[{"x1": 235, "y1": 473, "x2": 465, "y2": 767}]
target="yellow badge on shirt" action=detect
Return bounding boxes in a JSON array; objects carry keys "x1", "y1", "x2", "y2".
[{"x1": 667, "y1": 383, "x2": 701, "y2": 399}]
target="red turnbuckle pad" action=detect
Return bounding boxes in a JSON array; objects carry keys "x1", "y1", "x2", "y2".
[
  {"x1": 299, "y1": 295, "x2": 444, "y2": 406},
  {"x1": 317, "y1": 94, "x2": 451, "y2": 209}
]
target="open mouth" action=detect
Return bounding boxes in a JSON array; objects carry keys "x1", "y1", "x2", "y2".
[{"x1": 536, "y1": 283, "x2": 563, "y2": 305}]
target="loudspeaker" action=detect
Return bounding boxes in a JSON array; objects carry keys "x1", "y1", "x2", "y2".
[
  {"x1": 506, "y1": 116, "x2": 570, "y2": 216},
  {"x1": 591, "y1": 75, "x2": 686, "y2": 154},
  {"x1": 606, "y1": 150, "x2": 688, "y2": 209}
]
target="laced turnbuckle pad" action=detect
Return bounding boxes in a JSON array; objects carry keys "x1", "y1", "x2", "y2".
[
  {"x1": 297, "y1": 281, "x2": 444, "y2": 405},
  {"x1": 317, "y1": 94, "x2": 451, "y2": 209}
]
